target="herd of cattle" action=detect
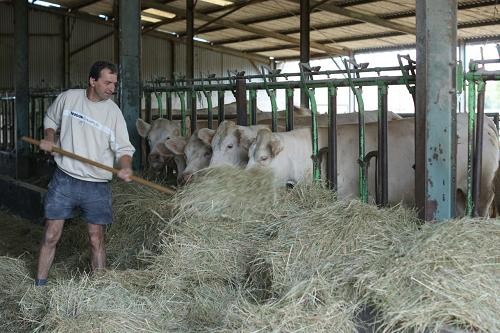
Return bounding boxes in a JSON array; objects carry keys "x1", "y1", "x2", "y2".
[{"x1": 136, "y1": 105, "x2": 500, "y2": 218}]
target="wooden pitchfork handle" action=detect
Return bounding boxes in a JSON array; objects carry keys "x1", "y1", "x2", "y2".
[{"x1": 21, "y1": 136, "x2": 176, "y2": 195}]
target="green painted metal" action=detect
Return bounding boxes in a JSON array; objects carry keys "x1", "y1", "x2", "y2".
[
  {"x1": 345, "y1": 59, "x2": 368, "y2": 203},
  {"x1": 154, "y1": 90, "x2": 164, "y2": 118},
  {"x1": 299, "y1": 64, "x2": 320, "y2": 183},
  {"x1": 176, "y1": 91, "x2": 187, "y2": 136},
  {"x1": 466, "y1": 77, "x2": 476, "y2": 216},
  {"x1": 201, "y1": 79, "x2": 214, "y2": 129}
]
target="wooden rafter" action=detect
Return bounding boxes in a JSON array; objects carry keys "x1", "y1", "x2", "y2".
[
  {"x1": 142, "y1": 0, "x2": 351, "y2": 56},
  {"x1": 287, "y1": 0, "x2": 416, "y2": 35}
]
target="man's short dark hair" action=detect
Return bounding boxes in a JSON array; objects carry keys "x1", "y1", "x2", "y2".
[{"x1": 88, "y1": 61, "x2": 117, "y2": 81}]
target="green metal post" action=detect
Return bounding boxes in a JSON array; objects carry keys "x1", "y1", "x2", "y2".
[
  {"x1": 354, "y1": 87, "x2": 368, "y2": 203},
  {"x1": 466, "y1": 78, "x2": 476, "y2": 216}
]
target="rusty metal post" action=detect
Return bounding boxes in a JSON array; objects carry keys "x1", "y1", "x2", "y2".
[{"x1": 235, "y1": 72, "x2": 247, "y2": 126}]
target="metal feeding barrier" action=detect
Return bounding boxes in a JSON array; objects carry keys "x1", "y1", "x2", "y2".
[{"x1": 2, "y1": 51, "x2": 498, "y2": 215}]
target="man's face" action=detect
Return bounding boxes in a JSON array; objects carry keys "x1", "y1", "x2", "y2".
[{"x1": 90, "y1": 68, "x2": 117, "y2": 101}]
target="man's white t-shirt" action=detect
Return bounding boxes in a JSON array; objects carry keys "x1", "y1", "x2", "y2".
[{"x1": 44, "y1": 89, "x2": 136, "y2": 182}]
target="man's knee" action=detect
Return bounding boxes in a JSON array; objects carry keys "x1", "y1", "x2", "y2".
[
  {"x1": 42, "y1": 221, "x2": 64, "y2": 247},
  {"x1": 88, "y1": 225, "x2": 104, "y2": 248}
]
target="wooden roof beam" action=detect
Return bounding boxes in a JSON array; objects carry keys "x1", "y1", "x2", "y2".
[
  {"x1": 69, "y1": 0, "x2": 103, "y2": 11},
  {"x1": 287, "y1": 0, "x2": 416, "y2": 35},
  {"x1": 142, "y1": 0, "x2": 351, "y2": 56}
]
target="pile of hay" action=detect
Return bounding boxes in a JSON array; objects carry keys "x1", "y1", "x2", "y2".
[
  {"x1": 107, "y1": 179, "x2": 175, "y2": 269},
  {"x1": 366, "y1": 218, "x2": 500, "y2": 333},
  {"x1": 18, "y1": 270, "x2": 183, "y2": 333},
  {"x1": 3, "y1": 167, "x2": 499, "y2": 333},
  {"x1": 0, "y1": 257, "x2": 33, "y2": 332},
  {"x1": 250, "y1": 185, "x2": 421, "y2": 300}
]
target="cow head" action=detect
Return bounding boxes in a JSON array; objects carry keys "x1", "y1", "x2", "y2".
[
  {"x1": 159, "y1": 129, "x2": 214, "y2": 185},
  {"x1": 209, "y1": 121, "x2": 267, "y2": 168},
  {"x1": 136, "y1": 118, "x2": 187, "y2": 173},
  {"x1": 246, "y1": 128, "x2": 283, "y2": 170}
]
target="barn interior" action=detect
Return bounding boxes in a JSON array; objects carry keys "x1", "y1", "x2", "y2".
[{"x1": 0, "y1": 1, "x2": 499, "y2": 332}]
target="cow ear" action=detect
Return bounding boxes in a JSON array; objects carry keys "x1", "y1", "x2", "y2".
[
  {"x1": 236, "y1": 129, "x2": 253, "y2": 150},
  {"x1": 198, "y1": 128, "x2": 215, "y2": 145},
  {"x1": 164, "y1": 137, "x2": 187, "y2": 155},
  {"x1": 156, "y1": 142, "x2": 172, "y2": 156},
  {"x1": 269, "y1": 138, "x2": 283, "y2": 157},
  {"x1": 136, "y1": 118, "x2": 151, "y2": 138}
]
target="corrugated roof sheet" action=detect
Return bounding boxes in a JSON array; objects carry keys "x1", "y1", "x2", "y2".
[{"x1": 27, "y1": 0, "x2": 500, "y2": 60}]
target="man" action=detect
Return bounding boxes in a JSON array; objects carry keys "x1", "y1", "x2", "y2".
[{"x1": 35, "y1": 61, "x2": 135, "y2": 286}]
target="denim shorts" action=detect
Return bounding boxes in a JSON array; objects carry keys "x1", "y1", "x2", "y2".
[{"x1": 44, "y1": 168, "x2": 113, "y2": 225}]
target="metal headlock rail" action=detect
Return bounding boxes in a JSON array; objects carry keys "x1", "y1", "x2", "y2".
[
  {"x1": 464, "y1": 55, "x2": 500, "y2": 217},
  {"x1": 7, "y1": 56, "x2": 498, "y2": 213},
  {"x1": 140, "y1": 62, "x2": 420, "y2": 206}
]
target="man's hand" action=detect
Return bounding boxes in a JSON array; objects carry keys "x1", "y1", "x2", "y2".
[
  {"x1": 39, "y1": 139, "x2": 55, "y2": 153},
  {"x1": 117, "y1": 167, "x2": 133, "y2": 182}
]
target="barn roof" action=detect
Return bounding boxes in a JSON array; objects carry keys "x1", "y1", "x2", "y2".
[{"x1": 29, "y1": 0, "x2": 500, "y2": 61}]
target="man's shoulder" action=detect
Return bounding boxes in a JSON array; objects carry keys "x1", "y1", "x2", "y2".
[{"x1": 59, "y1": 89, "x2": 85, "y2": 100}]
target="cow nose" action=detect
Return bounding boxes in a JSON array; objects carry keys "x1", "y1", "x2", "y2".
[{"x1": 181, "y1": 172, "x2": 192, "y2": 184}]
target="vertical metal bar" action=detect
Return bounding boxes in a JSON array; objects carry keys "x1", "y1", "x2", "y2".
[
  {"x1": 145, "y1": 92, "x2": 152, "y2": 124},
  {"x1": 472, "y1": 81, "x2": 485, "y2": 216},
  {"x1": 328, "y1": 85, "x2": 337, "y2": 191},
  {"x1": 377, "y1": 84, "x2": 388, "y2": 207},
  {"x1": 218, "y1": 91, "x2": 225, "y2": 124},
  {"x1": 300, "y1": 0, "x2": 310, "y2": 109},
  {"x1": 8, "y1": 98, "x2": 14, "y2": 150},
  {"x1": 235, "y1": 74, "x2": 247, "y2": 126},
  {"x1": 14, "y1": 0, "x2": 30, "y2": 178},
  {"x1": 186, "y1": 0, "x2": 195, "y2": 133},
  {"x1": 206, "y1": 93, "x2": 213, "y2": 129},
  {"x1": 355, "y1": 89, "x2": 368, "y2": 203},
  {"x1": 178, "y1": 92, "x2": 187, "y2": 136},
  {"x1": 166, "y1": 90, "x2": 172, "y2": 120},
  {"x1": 250, "y1": 89, "x2": 257, "y2": 126},
  {"x1": 30, "y1": 97, "x2": 36, "y2": 142},
  {"x1": 286, "y1": 88, "x2": 294, "y2": 131},
  {"x1": 190, "y1": 90, "x2": 197, "y2": 133},
  {"x1": 310, "y1": 89, "x2": 320, "y2": 182},
  {"x1": 270, "y1": 92, "x2": 278, "y2": 132},
  {"x1": 466, "y1": 78, "x2": 476, "y2": 216},
  {"x1": 118, "y1": 0, "x2": 141, "y2": 170},
  {"x1": 415, "y1": 0, "x2": 457, "y2": 221}
]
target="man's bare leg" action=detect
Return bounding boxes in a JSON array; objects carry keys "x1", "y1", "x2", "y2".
[
  {"x1": 36, "y1": 219, "x2": 65, "y2": 280},
  {"x1": 88, "y1": 223, "x2": 106, "y2": 271}
]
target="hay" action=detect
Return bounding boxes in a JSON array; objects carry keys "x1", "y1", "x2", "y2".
[
  {"x1": 0, "y1": 256, "x2": 34, "y2": 332},
  {"x1": 172, "y1": 166, "x2": 277, "y2": 221},
  {"x1": 107, "y1": 179, "x2": 175, "y2": 268},
  {"x1": 19, "y1": 270, "x2": 184, "y2": 333},
  {"x1": 366, "y1": 218, "x2": 500, "y2": 333},
  {"x1": 251, "y1": 184, "x2": 421, "y2": 301}
]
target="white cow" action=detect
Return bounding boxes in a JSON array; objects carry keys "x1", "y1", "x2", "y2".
[
  {"x1": 157, "y1": 128, "x2": 215, "y2": 184},
  {"x1": 136, "y1": 118, "x2": 185, "y2": 175},
  {"x1": 256, "y1": 110, "x2": 402, "y2": 128},
  {"x1": 246, "y1": 114, "x2": 499, "y2": 217},
  {"x1": 211, "y1": 111, "x2": 403, "y2": 169},
  {"x1": 207, "y1": 121, "x2": 269, "y2": 167}
]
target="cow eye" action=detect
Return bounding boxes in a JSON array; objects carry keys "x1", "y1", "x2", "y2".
[
  {"x1": 260, "y1": 156, "x2": 268, "y2": 161},
  {"x1": 227, "y1": 144, "x2": 233, "y2": 149},
  {"x1": 166, "y1": 136, "x2": 170, "y2": 140}
]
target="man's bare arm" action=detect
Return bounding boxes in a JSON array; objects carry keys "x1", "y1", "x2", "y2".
[
  {"x1": 40, "y1": 128, "x2": 56, "y2": 152},
  {"x1": 117, "y1": 155, "x2": 133, "y2": 182}
]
